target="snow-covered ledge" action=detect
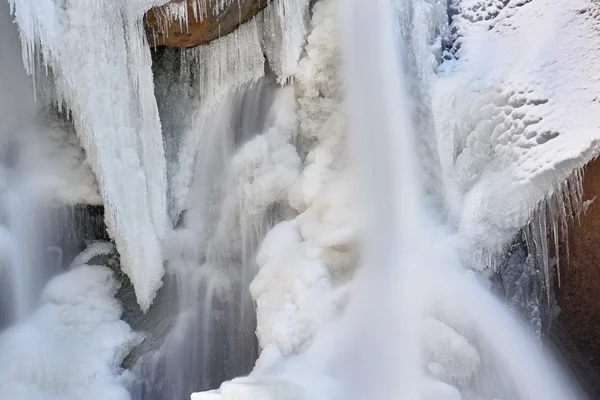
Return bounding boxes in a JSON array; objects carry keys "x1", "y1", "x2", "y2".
[{"x1": 434, "y1": 0, "x2": 600, "y2": 263}]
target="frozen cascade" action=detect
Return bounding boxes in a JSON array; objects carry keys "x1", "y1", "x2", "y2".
[
  {"x1": 0, "y1": 0, "x2": 597, "y2": 399},
  {"x1": 155, "y1": 0, "x2": 311, "y2": 224},
  {"x1": 8, "y1": 0, "x2": 171, "y2": 311}
]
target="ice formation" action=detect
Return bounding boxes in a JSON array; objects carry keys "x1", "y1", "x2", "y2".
[
  {"x1": 149, "y1": 0, "x2": 310, "y2": 82},
  {"x1": 0, "y1": 259, "x2": 140, "y2": 400},
  {"x1": 434, "y1": 0, "x2": 600, "y2": 265},
  {"x1": 8, "y1": 0, "x2": 170, "y2": 310},
  {"x1": 249, "y1": 0, "x2": 356, "y2": 368}
]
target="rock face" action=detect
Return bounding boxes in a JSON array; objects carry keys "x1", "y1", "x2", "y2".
[
  {"x1": 145, "y1": 0, "x2": 268, "y2": 48},
  {"x1": 555, "y1": 156, "x2": 600, "y2": 393}
]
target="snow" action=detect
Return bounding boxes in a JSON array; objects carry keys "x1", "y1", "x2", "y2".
[
  {"x1": 433, "y1": 0, "x2": 600, "y2": 264},
  {"x1": 8, "y1": 0, "x2": 169, "y2": 310},
  {"x1": 0, "y1": 262, "x2": 140, "y2": 400}
]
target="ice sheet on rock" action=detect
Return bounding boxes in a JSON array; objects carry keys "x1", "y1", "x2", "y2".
[
  {"x1": 433, "y1": 0, "x2": 600, "y2": 265},
  {"x1": 9, "y1": 0, "x2": 168, "y2": 310},
  {"x1": 0, "y1": 264, "x2": 140, "y2": 400}
]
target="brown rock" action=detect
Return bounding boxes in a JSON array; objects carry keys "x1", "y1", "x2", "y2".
[
  {"x1": 556, "y1": 156, "x2": 600, "y2": 388},
  {"x1": 144, "y1": 0, "x2": 269, "y2": 48}
]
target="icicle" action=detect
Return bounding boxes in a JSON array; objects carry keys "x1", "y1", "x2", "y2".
[
  {"x1": 547, "y1": 193, "x2": 561, "y2": 287},
  {"x1": 537, "y1": 202, "x2": 550, "y2": 303},
  {"x1": 523, "y1": 220, "x2": 534, "y2": 255},
  {"x1": 517, "y1": 167, "x2": 587, "y2": 309}
]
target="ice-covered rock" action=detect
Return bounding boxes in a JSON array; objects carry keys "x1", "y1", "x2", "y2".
[{"x1": 434, "y1": 0, "x2": 600, "y2": 263}]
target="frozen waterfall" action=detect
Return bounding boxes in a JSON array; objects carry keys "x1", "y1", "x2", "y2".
[{"x1": 0, "y1": 0, "x2": 598, "y2": 399}]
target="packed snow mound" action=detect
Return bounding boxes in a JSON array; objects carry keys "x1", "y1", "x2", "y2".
[
  {"x1": 0, "y1": 264, "x2": 140, "y2": 400},
  {"x1": 435, "y1": 0, "x2": 600, "y2": 260}
]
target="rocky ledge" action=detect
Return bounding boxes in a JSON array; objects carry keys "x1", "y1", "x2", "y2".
[{"x1": 145, "y1": 0, "x2": 269, "y2": 47}]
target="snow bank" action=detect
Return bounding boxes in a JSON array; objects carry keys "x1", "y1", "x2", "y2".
[
  {"x1": 0, "y1": 262, "x2": 140, "y2": 400},
  {"x1": 8, "y1": 0, "x2": 169, "y2": 310},
  {"x1": 433, "y1": 0, "x2": 600, "y2": 262}
]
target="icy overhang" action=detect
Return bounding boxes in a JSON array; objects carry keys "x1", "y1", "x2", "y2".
[{"x1": 435, "y1": 0, "x2": 600, "y2": 262}]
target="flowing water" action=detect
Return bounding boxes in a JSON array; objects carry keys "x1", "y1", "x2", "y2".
[
  {"x1": 333, "y1": 0, "x2": 583, "y2": 398},
  {"x1": 130, "y1": 77, "x2": 290, "y2": 399}
]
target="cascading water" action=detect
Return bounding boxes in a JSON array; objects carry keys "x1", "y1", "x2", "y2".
[
  {"x1": 0, "y1": 0, "x2": 51, "y2": 326},
  {"x1": 129, "y1": 77, "x2": 297, "y2": 399},
  {"x1": 337, "y1": 0, "x2": 584, "y2": 397}
]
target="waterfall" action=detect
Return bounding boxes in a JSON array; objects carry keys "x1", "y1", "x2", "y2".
[
  {"x1": 190, "y1": 0, "x2": 584, "y2": 398},
  {"x1": 0, "y1": 0, "x2": 596, "y2": 399},
  {"x1": 128, "y1": 77, "x2": 300, "y2": 399}
]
